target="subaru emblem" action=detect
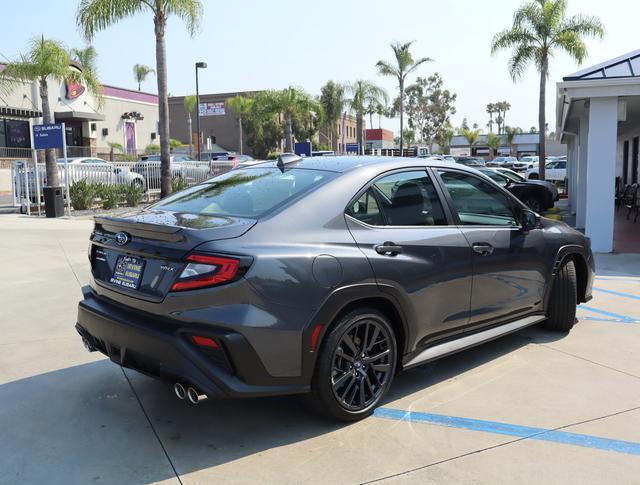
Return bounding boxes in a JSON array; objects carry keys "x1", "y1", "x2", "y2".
[{"x1": 115, "y1": 231, "x2": 130, "y2": 246}]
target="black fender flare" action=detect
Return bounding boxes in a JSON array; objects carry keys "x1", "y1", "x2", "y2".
[
  {"x1": 300, "y1": 283, "x2": 411, "y2": 380},
  {"x1": 544, "y1": 244, "x2": 592, "y2": 308}
]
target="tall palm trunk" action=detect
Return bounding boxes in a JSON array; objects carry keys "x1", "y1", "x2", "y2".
[
  {"x1": 355, "y1": 112, "x2": 363, "y2": 153},
  {"x1": 399, "y1": 79, "x2": 404, "y2": 156},
  {"x1": 538, "y1": 55, "x2": 547, "y2": 181},
  {"x1": 155, "y1": 13, "x2": 171, "y2": 198},
  {"x1": 187, "y1": 114, "x2": 193, "y2": 157},
  {"x1": 238, "y1": 116, "x2": 243, "y2": 155},
  {"x1": 39, "y1": 78, "x2": 59, "y2": 187},
  {"x1": 284, "y1": 115, "x2": 293, "y2": 152}
]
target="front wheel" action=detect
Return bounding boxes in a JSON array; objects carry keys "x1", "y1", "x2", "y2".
[
  {"x1": 310, "y1": 308, "x2": 397, "y2": 421},
  {"x1": 528, "y1": 173, "x2": 539, "y2": 180},
  {"x1": 544, "y1": 259, "x2": 577, "y2": 331},
  {"x1": 522, "y1": 195, "x2": 544, "y2": 213}
]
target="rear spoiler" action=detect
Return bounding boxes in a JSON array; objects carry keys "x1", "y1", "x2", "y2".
[{"x1": 94, "y1": 215, "x2": 185, "y2": 243}]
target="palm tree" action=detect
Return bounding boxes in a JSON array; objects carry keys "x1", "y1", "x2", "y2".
[
  {"x1": 319, "y1": 81, "x2": 345, "y2": 152},
  {"x1": 77, "y1": 0, "x2": 203, "y2": 198},
  {"x1": 376, "y1": 41, "x2": 432, "y2": 155},
  {"x1": 491, "y1": 0, "x2": 603, "y2": 180},
  {"x1": 107, "y1": 141, "x2": 123, "y2": 161},
  {"x1": 183, "y1": 94, "x2": 197, "y2": 156},
  {"x1": 0, "y1": 37, "x2": 102, "y2": 190},
  {"x1": 133, "y1": 63, "x2": 155, "y2": 91},
  {"x1": 460, "y1": 127, "x2": 481, "y2": 156},
  {"x1": 375, "y1": 102, "x2": 386, "y2": 129},
  {"x1": 226, "y1": 95, "x2": 254, "y2": 155},
  {"x1": 504, "y1": 125, "x2": 522, "y2": 156},
  {"x1": 486, "y1": 132, "x2": 502, "y2": 158},
  {"x1": 500, "y1": 101, "x2": 511, "y2": 131},
  {"x1": 270, "y1": 87, "x2": 314, "y2": 153},
  {"x1": 345, "y1": 80, "x2": 387, "y2": 154},
  {"x1": 486, "y1": 103, "x2": 496, "y2": 132}
]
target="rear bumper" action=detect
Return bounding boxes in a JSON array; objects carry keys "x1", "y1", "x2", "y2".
[{"x1": 76, "y1": 287, "x2": 309, "y2": 399}]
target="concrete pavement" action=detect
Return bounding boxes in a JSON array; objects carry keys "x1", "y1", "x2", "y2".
[{"x1": 1, "y1": 214, "x2": 639, "y2": 484}]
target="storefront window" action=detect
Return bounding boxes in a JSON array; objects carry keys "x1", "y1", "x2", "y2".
[{"x1": 2, "y1": 119, "x2": 30, "y2": 148}]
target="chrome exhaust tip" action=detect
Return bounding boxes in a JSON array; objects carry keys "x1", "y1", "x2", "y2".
[
  {"x1": 187, "y1": 386, "x2": 207, "y2": 404},
  {"x1": 174, "y1": 382, "x2": 186, "y2": 400},
  {"x1": 82, "y1": 337, "x2": 96, "y2": 352}
]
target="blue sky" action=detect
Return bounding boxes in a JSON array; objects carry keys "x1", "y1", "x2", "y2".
[{"x1": 1, "y1": 0, "x2": 637, "y2": 134}]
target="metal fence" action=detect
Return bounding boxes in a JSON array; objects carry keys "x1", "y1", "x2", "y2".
[{"x1": 12, "y1": 159, "x2": 235, "y2": 215}]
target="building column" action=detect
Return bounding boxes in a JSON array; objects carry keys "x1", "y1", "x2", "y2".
[
  {"x1": 576, "y1": 114, "x2": 589, "y2": 229},
  {"x1": 566, "y1": 137, "x2": 576, "y2": 213},
  {"x1": 585, "y1": 97, "x2": 618, "y2": 253}
]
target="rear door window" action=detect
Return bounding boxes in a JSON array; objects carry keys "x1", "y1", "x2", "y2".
[{"x1": 348, "y1": 170, "x2": 447, "y2": 226}]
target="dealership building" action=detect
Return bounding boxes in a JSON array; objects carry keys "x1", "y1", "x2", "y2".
[
  {"x1": 556, "y1": 50, "x2": 640, "y2": 253},
  {"x1": 0, "y1": 62, "x2": 159, "y2": 161},
  {"x1": 168, "y1": 91, "x2": 360, "y2": 156}
]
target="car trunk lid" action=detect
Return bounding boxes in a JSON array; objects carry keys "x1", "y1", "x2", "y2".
[{"x1": 90, "y1": 208, "x2": 256, "y2": 301}]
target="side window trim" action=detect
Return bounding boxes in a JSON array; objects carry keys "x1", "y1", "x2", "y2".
[
  {"x1": 432, "y1": 168, "x2": 523, "y2": 228},
  {"x1": 345, "y1": 167, "x2": 455, "y2": 227}
]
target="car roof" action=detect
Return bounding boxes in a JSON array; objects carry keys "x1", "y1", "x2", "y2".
[{"x1": 239, "y1": 155, "x2": 465, "y2": 174}]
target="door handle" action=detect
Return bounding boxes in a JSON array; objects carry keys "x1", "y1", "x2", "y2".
[
  {"x1": 472, "y1": 243, "x2": 494, "y2": 256},
  {"x1": 374, "y1": 242, "x2": 403, "y2": 256}
]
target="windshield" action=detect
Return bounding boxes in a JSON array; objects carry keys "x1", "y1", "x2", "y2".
[{"x1": 153, "y1": 167, "x2": 337, "y2": 218}]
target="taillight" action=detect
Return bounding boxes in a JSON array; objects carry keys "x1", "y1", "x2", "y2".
[{"x1": 171, "y1": 253, "x2": 240, "y2": 291}]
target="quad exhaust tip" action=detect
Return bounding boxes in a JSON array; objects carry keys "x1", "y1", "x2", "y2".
[
  {"x1": 82, "y1": 337, "x2": 97, "y2": 353},
  {"x1": 186, "y1": 386, "x2": 207, "y2": 404},
  {"x1": 174, "y1": 382, "x2": 186, "y2": 400}
]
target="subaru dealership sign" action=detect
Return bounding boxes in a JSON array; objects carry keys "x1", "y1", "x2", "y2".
[{"x1": 33, "y1": 123, "x2": 65, "y2": 150}]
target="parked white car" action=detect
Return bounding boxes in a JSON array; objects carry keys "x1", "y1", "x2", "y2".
[
  {"x1": 58, "y1": 157, "x2": 145, "y2": 187},
  {"x1": 486, "y1": 156, "x2": 517, "y2": 167},
  {"x1": 526, "y1": 159, "x2": 567, "y2": 181},
  {"x1": 512, "y1": 156, "x2": 539, "y2": 172}
]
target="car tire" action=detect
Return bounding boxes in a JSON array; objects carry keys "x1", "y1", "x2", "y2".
[
  {"x1": 544, "y1": 259, "x2": 577, "y2": 332},
  {"x1": 131, "y1": 179, "x2": 143, "y2": 189},
  {"x1": 528, "y1": 173, "x2": 539, "y2": 180},
  {"x1": 309, "y1": 307, "x2": 397, "y2": 421},
  {"x1": 523, "y1": 195, "x2": 544, "y2": 213}
]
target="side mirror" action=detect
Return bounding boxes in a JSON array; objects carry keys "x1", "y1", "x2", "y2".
[{"x1": 521, "y1": 208, "x2": 540, "y2": 231}]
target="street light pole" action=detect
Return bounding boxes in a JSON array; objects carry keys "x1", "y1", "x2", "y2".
[{"x1": 195, "y1": 62, "x2": 207, "y2": 161}]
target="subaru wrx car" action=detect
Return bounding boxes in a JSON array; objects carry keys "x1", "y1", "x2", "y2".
[{"x1": 76, "y1": 155, "x2": 593, "y2": 421}]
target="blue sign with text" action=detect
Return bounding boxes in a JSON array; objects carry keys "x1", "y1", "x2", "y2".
[
  {"x1": 33, "y1": 123, "x2": 65, "y2": 150},
  {"x1": 345, "y1": 142, "x2": 360, "y2": 153},
  {"x1": 294, "y1": 141, "x2": 312, "y2": 157}
]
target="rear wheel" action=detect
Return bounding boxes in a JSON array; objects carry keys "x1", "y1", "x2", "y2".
[
  {"x1": 528, "y1": 173, "x2": 539, "y2": 180},
  {"x1": 522, "y1": 195, "x2": 544, "y2": 213},
  {"x1": 310, "y1": 308, "x2": 397, "y2": 421},
  {"x1": 544, "y1": 259, "x2": 577, "y2": 331}
]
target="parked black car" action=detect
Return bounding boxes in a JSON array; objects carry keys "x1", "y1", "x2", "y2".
[
  {"x1": 479, "y1": 168, "x2": 554, "y2": 213},
  {"x1": 76, "y1": 156, "x2": 593, "y2": 421},
  {"x1": 455, "y1": 156, "x2": 485, "y2": 167}
]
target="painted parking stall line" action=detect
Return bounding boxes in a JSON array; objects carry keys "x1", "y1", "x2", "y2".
[
  {"x1": 577, "y1": 305, "x2": 640, "y2": 324},
  {"x1": 592, "y1": 287, "x2": 640, "y2": 300},
  {"x1": 374, "y1": 408, "x2": 640, "y2": 456}
]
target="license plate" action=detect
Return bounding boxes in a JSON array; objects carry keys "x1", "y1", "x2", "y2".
[{"x1": 110, "y1": 255, "x2": 145, "y2": 290}]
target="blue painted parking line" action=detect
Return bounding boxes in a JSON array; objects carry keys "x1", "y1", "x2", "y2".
[
  {"x1": 593, "y1": 287, "x2": 640, "y2": 300},
  {"x1": 578, "y1": 305, "x2": 640, "y2": 324},
  {"x1": 374, "y1": 408, "x2": 640, "y2": 456}
]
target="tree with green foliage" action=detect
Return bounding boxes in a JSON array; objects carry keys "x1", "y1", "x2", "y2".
[
  {"x1": 183, "y1": 94, "x2": 197, "y2": 156},
  {"x1": 376, "y1": 41, "x2": 432, "y2": 155},
  {"x1": 77, "y1": 0, "x2": 203, "y2": 197},
  {"x1": 486, "y1": 132, "x2": 502, "y2": 158},
  {"x1": 486, "y1": 103, "x2": 497, "y2": 133},
  {"x1": 319, "y1": 81, "x2": 345, "y2": 151},
  {"x1": 226, "y1": 95, "x2": 254, "y2": 155},
  {"x1": 107, "y1": 141, "x2": 124, "y2": 161},
  {"x1": 0, "y1": 37, "x2": 102, "y2": 190},
  {"x1": 133, "y1": 63, "x2": 154, "y2": 91},
  {"x1": 345, "y1": 80, "x2": 387, "y2": 153},
  {"x1": 435, "y1": 122, "x2": 455, "y2": 154},
  {"x1": 505, "y1": 125, "x2": 523, "y2": 155},
  {"x1": 460, "y1": 127, "x2": 482, "y2": 156},
  {"x1": 405, "y1": 73, "x2": 457, "y2": 151},
  {"x1": 491, "y1": 0, "x2": 604, "y2": 179}
]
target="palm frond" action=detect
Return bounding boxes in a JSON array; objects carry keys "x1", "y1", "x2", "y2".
[
  {"x1": 164, "y1": 0, "x2": 204, "y2": 36},
  {"x1": 77, "y1": 0, "x2": 148, "y2": 40},
  {"x1": 508, "y1": 44, "x2": 538, "y2": 80}
]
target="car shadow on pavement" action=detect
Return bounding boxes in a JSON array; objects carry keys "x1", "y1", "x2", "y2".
[{"x1": 0, "y1": 325, "x2": 568, "y2": 483}]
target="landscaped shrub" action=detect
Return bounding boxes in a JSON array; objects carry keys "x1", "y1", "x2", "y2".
[
  {"x1": 172, "y1": 176, "x2": 188, "y2": 192},
  {"x1": 95, "y1": 184, "x2": 121, "y2": 209},
  {"x1": 122, "y1": 183, "x2": 145, "y2": 207},
  {"x1": 69, "y1": 180, "x2": 96, "y2": 210}
]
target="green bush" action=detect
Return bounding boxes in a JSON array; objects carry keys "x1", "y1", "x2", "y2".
[
  {"x1": 122, "y1": 183, "x2": 145, "y2": 207},
  {"x1": 145, "y1": 143, "x2": 161, "y2": 154},
  {"x1": 95, "y1": 184, "x2": 121, "y2": 210},
  {"x1": 69, "y1": 180, "x2": 96, "y2": 210},
  {"x1": 172, "y1": 176, "x2": 188, "y2": 192}
]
